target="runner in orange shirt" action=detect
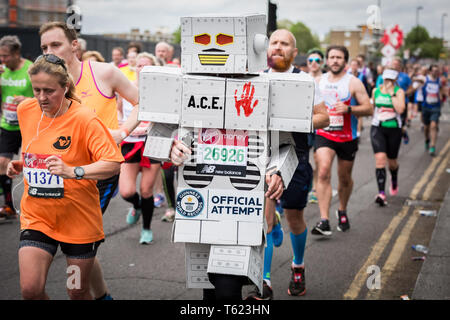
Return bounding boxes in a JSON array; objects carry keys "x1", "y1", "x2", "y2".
[
  {"x1": 39, "y1": 21, "x2": 140, "y2": 300},
  {"x1": 7, "y1": 54, "x2": 123, "y2": 299}
]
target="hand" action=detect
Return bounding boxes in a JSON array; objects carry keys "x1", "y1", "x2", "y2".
[
  {"x1": 109, "y1": 129, "x2": 123, "y2": 144},
  {"x1": 45, "y1": 156, "x2": 73, "y2": 179},
  {"x1": 333, "y1": 101, "x2": 349, "y2": 114},
  {"x1": 7, "y1": 160, "x2": 23, "y2": 178},
  {"x1": 265, "y1": 172, "x2": 284, "y2": 200},
  {"x1": 12, "y1": 96, "x2": 27, "y2": 105},
  {"x1": 170, "y1": 139, "x2": 191, "y2": 166}
]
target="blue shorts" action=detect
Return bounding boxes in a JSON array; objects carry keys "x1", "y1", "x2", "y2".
[
  {"x1": 422, "y1": 107, "x2": 441, "y2": 125},
  {"x1": 280, "y1": 155, "x2": 312, "y2": 211}
]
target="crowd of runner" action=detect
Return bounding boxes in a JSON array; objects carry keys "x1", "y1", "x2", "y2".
[{"x1": 0, "y1": 19, "x2": 448, "y2": 300}]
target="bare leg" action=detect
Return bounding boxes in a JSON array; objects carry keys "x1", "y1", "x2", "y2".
[
  {"x1": 315, "y1": 147, "x2": 336, "y2": 220},
  {"x1": 19, "y1": 246, "x2": 53, "y2": 300},
  {"x1": 336, "y1": 158, "x2": 355, "y2": 212}
]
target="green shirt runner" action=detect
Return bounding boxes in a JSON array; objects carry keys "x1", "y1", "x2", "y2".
[
  {"x1": 372, "y1": 86, "x2": 401, "y2": 129},
  {"x1": 1, "y1": 59, "x2": 33, "y2": 131}
]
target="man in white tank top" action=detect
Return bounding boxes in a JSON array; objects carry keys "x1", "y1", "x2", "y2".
[{"x1": 312, "y1": 45, "x2": 372, "y2": 237}]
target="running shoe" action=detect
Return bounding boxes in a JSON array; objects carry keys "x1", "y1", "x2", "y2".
[
  {"x1": 308, "y1": 190, "x2": 318, "y2": 203},
  {"x1": 403, "y1": 131, "x2": 409, "y2": 144},
  {"x1": 311, "y1": 219, "x2": 332, "y2": 236},
  {"x1": 161, "y1": 208, "x2": 175, "y2": 222},
  {"x1": 126, "y1": 207, "x2": 141, "y2": 225},
  {"x1": 0, "y1": 205, "x2": 17, "y2": 220},
  {"x1": 245, "y1": 280, "x2": 273, "y2": 300},
  {"x1": 288, "y1": 266, "x2": 306, "y2": 296},
  {"x1": 389, "y1": 182, "x2": 398, "y2": 196},
  {"x1": 272, "y1": 211, "x2": 283, "y2": 247},
  {"x1": 375, "y1": 193, "x2": 388, "y2": 206},
  {"x1": 336, "y1": 210, "x2": 350, "y2": 232},
  {"x1": 153, "y1": 193, "x2": 166, "y2": 208},
  {"x1": 429, "y1": 147, "x2": 436, "y2": 157},
  {"x1": 140, "y1": 229, "x2": 153, "y2": 244}
]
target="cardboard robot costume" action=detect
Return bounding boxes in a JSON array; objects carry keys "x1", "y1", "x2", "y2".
[{"x1": 139, "y1": 13, "x2": 315, "y2": 293}]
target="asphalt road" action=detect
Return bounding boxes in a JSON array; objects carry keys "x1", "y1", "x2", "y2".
[{"x1": 1, "y1": 103, "x2": 449, "y2": 301}]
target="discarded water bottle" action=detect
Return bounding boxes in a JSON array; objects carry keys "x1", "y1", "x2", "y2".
[
  {"x1": 419, "y1": 210, "x2": 437, "y2": 217},
  {"x1": 412, "y1": 244, "x2": 429, "y2": 254}
]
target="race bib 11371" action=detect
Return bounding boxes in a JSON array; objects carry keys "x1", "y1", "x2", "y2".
[{"x1": 23, "y1": 153, "x2": 64, "y2": 198}]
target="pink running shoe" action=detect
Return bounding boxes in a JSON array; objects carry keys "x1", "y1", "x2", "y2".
[
  {"x1": 375, "y1": 193, "x2": 387, "y2": 207},
  {"x1": 390, "y1": 183, "x2": 398, "y2": 196}
]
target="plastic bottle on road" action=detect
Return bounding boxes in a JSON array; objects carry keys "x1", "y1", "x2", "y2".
[{"x1": 412, "y1": 244, "x2": 429, "y2": 254}]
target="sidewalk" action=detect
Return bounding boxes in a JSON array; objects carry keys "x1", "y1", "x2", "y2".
[{"x1": 413, "y1": 187, "x2": 450, "y2": 300}]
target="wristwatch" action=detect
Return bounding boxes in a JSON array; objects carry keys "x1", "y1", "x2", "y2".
[
  {"x1": 74, "y1": 166, "x2": 85, "y2": 180},
  {"x1": 347, "y1": 106, "x2": 352, "y2": 114}
]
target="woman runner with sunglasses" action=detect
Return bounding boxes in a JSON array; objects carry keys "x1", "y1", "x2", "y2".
[{"x1": 6, "y1": 54, "x2": 123, "y2": 299}]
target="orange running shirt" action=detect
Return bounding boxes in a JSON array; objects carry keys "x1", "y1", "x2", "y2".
[
  {"x1": 75, "y1": 61, "x2": 119, "y2": 129},
  {"x1": 17, "y1": 98, "x2": 124, "y2": 244}
]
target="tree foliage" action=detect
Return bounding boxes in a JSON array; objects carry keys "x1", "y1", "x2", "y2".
[
  {"x1": 277, "y1": 19, "x2": 320, "y2": 54},
  {"x1": 404, "y1": 26, "x2": 444, "y2": 60}
]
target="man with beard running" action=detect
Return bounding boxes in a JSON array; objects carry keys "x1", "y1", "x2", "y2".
[
  {"x1": 312, "y1": 45, "x2": 372, "y2": 236},
  {"x1": 245, "y1": 29, "x2": 329, "y2": 299}
]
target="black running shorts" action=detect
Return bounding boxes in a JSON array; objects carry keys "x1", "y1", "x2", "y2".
[
  {"x1": 314, "y1": 135, "x2": 359, "y2": 161},
  {"x1": 370, "y1": 125, "x2": 402, "y2": 159}
]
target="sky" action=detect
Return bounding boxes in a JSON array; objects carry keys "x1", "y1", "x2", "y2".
[{"x1": 76, "y1": 0, "x2": 450, "y2": 41}]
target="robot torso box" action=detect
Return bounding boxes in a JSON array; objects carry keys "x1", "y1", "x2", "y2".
[
  {"x1": 180, "y1": 14, "x2": 267, "y2": 74},
  {"x1": 172, "y1": 127, "x2": 269, "y2": 246}
]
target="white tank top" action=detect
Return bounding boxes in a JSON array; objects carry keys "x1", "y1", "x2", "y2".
[{"x1": 316, "y1": 73, "x2": 358, "y2": 142}]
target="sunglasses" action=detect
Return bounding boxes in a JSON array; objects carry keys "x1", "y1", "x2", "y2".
[
  {"x1": 35, "y1": 54, "x2": 67, "y2": 71},
  {"x1": 308, "y1": 57, "x2": 322, "y2": 64}
]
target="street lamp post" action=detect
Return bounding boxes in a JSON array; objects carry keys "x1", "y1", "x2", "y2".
[
  {"x1": 415, "y1": 6, "x2": 423, "y2": 46},
  {"x1": 416, "y1": 6, "x2": 423, "y2": 27},
  {"x1": 442, "y1": 13, "x2": 448, "y2": 40}
]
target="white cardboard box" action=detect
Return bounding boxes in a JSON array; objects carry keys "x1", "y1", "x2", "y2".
[
  {"x1": 142, "y1": 122, "x2": 178, "y2": 161},
  {"x1": 266, "y1": 144, "x2": 299, "y2": 189},
  {"x1": 224, "y1": 74, "x2": 269, "y2": 130},
  {"x1": 181, "y1": 75, "x2": 226, "y2": 128},
  {"x1": 267, "y1": 72, "x2": 315, "y2": 133},
  {"x1": 172, "y1": 128, "x2": 268, "y2": 246},
  {"x1": 185, "y1": 243, "x2": 214, "y2": 289},
  {"x1": 180, "y1": 14, "x2": 267, "y2": 74},
  {"x1": 138, "y1": 66, "x2": 183, "y2": 123},
  {"x1": 207, "y1": 244, "x2": 264, "y2": 293}
]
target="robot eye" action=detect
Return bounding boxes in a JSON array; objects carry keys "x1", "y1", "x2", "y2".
[
  {"x1": 194, "y1": 34, "x2": 211, "y2": 45},
  {"x1": 216, "y1": 33, "x2": 234, "y2": 46}
]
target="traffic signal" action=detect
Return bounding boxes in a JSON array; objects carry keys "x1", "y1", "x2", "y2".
[{"x1": 268, "y1": 1, "x2": 277, "y2": 35}]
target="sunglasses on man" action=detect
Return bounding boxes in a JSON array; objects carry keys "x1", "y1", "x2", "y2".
[{"x1": 308, "y1": 57, "x2": 322, "y2": 64}]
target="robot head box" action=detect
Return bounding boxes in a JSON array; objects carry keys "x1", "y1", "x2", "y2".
[{"x1": 181, "y1": 14, "x2": 268, "y2": 74}]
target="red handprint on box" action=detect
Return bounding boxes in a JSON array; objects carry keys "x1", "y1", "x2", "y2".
[{"x1": 234, "y1": 82, "x2": 259, "y2": 117}]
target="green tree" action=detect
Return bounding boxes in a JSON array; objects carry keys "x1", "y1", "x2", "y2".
[
  {"x1": 404, "y1": 26, "x2": 443, "y2": 59},
  {"x1": 276, "y1": 19, "x2": 320, "y2": 54},
  {"x1": 173, "y1": 26, "x2": 181, "y2": 44}
]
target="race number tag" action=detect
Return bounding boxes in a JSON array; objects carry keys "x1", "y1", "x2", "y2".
[
  {"x1": 425, "y1": 83, "x2": 439, "y2": 104},
  {"x1": 196, "y1": 128, "x2": 248, "y2": 176},
  {"x1": 377, "y1": 107, "x2": 396, "y2": 122},
  {"x1": 326, "y1": 111, "x2": 344, "y2": 131},
  {"x1": 22, "y1": 153, "x2": 64, "y2": 198},
  {"x1": 3, "y1": 96, "x2": 18, "y2": 125}
]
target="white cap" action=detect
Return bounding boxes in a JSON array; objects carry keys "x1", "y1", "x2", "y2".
[{"x1": 382, "y1": 69, "x2": 399, "y2": 80}]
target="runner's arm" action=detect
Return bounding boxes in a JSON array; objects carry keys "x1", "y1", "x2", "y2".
[
  {"x1": 312, "y1": 101, "x2": 329, "y2": 130},
  {"x1": 349, "y1": 77, "x2": 373, "y2": 116},
  {"x1": 108, "y1": 66, "x2": 140, "y2": 143},
  {"x1": 391, "y1": 88, "x2": 406, "y2": 114}
]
